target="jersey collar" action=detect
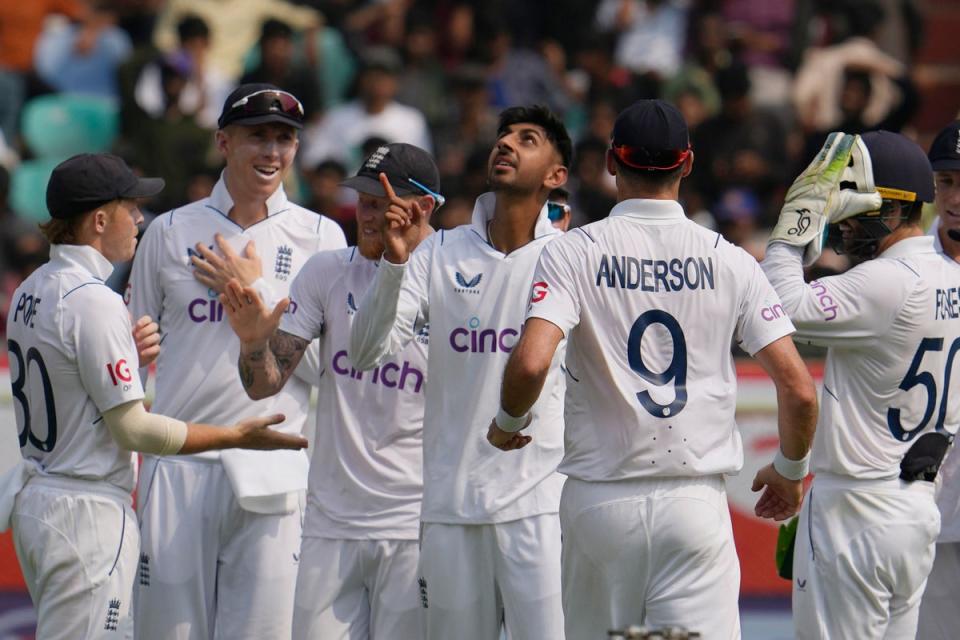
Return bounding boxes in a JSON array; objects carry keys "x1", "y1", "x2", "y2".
[
  {"x1": 469, "y1": 192, "x2": 561, "y2": 245},
  {"x1": 50, "y1": 244, "x2": 114, "y2": 281},
  {"x1": 878, "y1": 234, "x2": 937, "y2": 259},
  {"x1": 608, "y1": 198, "x2": 686, "y2": 223},
  {"x1": 208, "y1": 172, "x2": 290, "y2": 219}
]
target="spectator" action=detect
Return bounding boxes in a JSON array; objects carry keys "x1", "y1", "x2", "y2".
[
  {"x1": 570, "y1": 137, "x2": 617, "y2": 226},
  {"x1": 152, "y1": 0, "x2": 321, "y2": 82},
  {"x1": 33, "y1": 0, "x2": 132, "y2": 101},
  {"x1": 302, "y1": 159, "x2": 356, "y2": 243},
  {"x1": 595, "y1": 0, "x2": 689, "y2": 89},
  {"x1": 132, "y1": 14, "x2": 232, "y2": 130},
  {"x1": 241, "y1": 19, "x2": 323, "y2": 123},
  {"x1": 396, "y1": 13, "x2": 449, "y2": 129},
  {"x1": 712, "y1": 187, "x2": 765, "y2": 259},
  {"x1": 300, "y1": 47, "x2": 431, "y2": 171},
  {"x1": 434, "y1": 64, "x2": 498, "y2": 181},
  {"x1": 692, "y1": 62, "x2": 788, "y2": 225},
  {"x1": 483, "y1": 23, "x2": 573, "y2": 116}
]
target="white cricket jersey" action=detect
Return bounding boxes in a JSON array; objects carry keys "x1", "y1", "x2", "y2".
[
  {"x1": 529, "y1": 199, "x2": 794, "y2": 482},
  {"x1": 762, "y1": 239, "x2": 960, "y2": 480},
  {"x1": 127, "y1": 175, "x2": 347, "y2": 462},
  {"x1": 6, "y1": 245, "x2": 145, "y2": 491},
  {"x1": 350, "y1": 193, "x2": 566, "y2": 524},
  {"x1": 281, "y1": 247, "x2": 425, "y2": 540}
]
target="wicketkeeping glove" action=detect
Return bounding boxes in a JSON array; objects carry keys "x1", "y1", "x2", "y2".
[{"x1": 769, "y1": 132, "x2": 883, "y2": 265}]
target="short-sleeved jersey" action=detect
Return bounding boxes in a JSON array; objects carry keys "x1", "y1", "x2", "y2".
[
  {"x1": 528, "y1": 199, "x2": 794, "y2": 482},
  {"x1": 350, "y1": 193, "x2": 566, "y2": 524},
  {"x1": 6, "y1": 245, "x2": 145, "y2": 491},
  {"x1": 280, "y1": 247, "x2": 426, "y2": 540},
  {"x1": 127, "y1": 175, "x2": 347, "y2": 461},
  {"x1": 762, "y1": 238, "x2": 960, "y2": 480}
]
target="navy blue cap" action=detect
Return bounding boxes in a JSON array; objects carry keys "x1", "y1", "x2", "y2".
[
  {"x1": 46, "y1": 153, "x2": 164, "y2": 219},
  {"x1": 928, "y1": 121, "x2": 960, "y2": 172},
  {"x1": 341, "y1": 143, "x2": 441, "y2": 201},
  {"x1": 218, "y1": 83, "x2": 304, "y2": 129},
  {"x1": 861, "y1": 131, "x2": 934, "y2": 203},
  {"x1": 611, "y1": 100, "x2": 691, "y2": 171}
]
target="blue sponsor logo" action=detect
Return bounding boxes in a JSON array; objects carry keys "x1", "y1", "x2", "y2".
[
  {"x1": 453, "y1": 271, "x2": 482, "y2": 294},
  {"x1": 347, "y1": 292, "x2": 358, "y2": 314}
]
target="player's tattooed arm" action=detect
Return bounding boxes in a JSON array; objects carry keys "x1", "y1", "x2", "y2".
[
  {"x1": 220, "y1": 279, "x2": 308, "y2": 399},
  {"x1": 238, "y1": 330, "x2": 308, "y2": 399}
]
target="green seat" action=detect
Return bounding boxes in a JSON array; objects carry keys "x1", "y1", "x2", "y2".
[
  {"x1": 20, "y1": 94, "x2": 119, "y2": 159},
  {"x1": 11, "y1": 158, "x2": 63, "y2": 222}
]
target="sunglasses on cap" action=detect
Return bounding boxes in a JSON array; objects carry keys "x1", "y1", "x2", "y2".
[
  {"x1": 407, "y1": 177, "x2": 446, "y2": 208},
  {"x1": 226, "y1": 89, "x2": 304, "y2": 122},
  {"x1": 612, "y1": 144, "x2": 691, "y2": 171},
  {"x1": 547, "y1": 201, "x2": 570, "y2": 221}
]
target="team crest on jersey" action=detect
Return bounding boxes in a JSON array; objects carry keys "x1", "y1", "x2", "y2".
[
  {"x1": 275, "y1": 245, "x2": 293, "y2": 280},
  {"x1": 346, "y1": 292, "x2": 358, "y2": 314},
  {"x1": 453, "y1": 271, "x2": 482, "y2": 294},
  {"x1": 415, "y1": 322, "x2": 430, "y2": 345},
  {"x1": 104, "y1": 598, "x2": 121, "y2": 631},
  {"x1": 186, "y1": 243, "x2": 215, "y2": 263}
]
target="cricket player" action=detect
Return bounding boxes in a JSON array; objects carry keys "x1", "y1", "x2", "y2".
[
  {"x1": 127, "y1": 84, "x2": 346, "y2": 640},
  {"x1": 348, "y1": 105, "x2": 571, "y2": 640},
  {"x1": 916, "y1": 119, "x2": 960, "y2": 640},
  {"x1": 218, "y1": 143, "x2": 439, "y2": 638},
  {"x1": 487, "y1": 99, "x2": 819, "y2": 639},
  {"x1": 0, "y1": 153, "x2": 307, "y2": 640},
  {"x1": 760, "y1": 130, "x2": 960, "y2": 639}
]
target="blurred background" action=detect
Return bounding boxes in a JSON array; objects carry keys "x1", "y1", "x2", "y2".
[{"x1": 0, "y1": 0, "x2": 958, "y2": 637}]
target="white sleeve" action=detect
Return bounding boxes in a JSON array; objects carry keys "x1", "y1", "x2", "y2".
[
  {"x1": 525, "y1": 236, "x2": 582, "y2": 335},
  {"x1": 127, "y1": 216, "x2": 167, "y2": 382},
  {"x1": 75, "y1": 292, "x2": 146, "y2": 412},
  {"x1": 349, "y1": 239, "x2": 432, "y2": 370},
  {"x1": 280, "y1": 260, "x2": 326, "y2": 383},
  {"x1": 761, "y1": 242, "x2": 910, "y2": 348},
  {"x1": 735, "y1": 255, "x2": 796, "y2": 356}
]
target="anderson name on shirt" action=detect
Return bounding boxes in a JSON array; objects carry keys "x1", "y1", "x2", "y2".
[{"x1": 596, "y1": 254, "x2": 715, "y2": 292}]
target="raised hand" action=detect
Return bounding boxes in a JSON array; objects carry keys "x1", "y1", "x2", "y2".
[
  {"x1": 133, "y1": 314, "x2": 161, "y2": 367},
  {"x1": 751, "y1": 463, "x2": 804, "y2": 521},
  {"x1": 232, "y1": 414, "x2": 308, "y2": 450},
  {"x1": 379, "y1": 172, "x2": 425, "y2": 264},
  {"x1": 219, "y1": 279, "x2": 289, "y2": 348},
  {"x1": 192, "y1": 233, "x2": 263, "y2": 293}
]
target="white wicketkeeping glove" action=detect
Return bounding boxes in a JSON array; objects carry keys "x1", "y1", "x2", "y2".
[{"x1": 769, "y1": 132, "x2": 883, "y2": 265}]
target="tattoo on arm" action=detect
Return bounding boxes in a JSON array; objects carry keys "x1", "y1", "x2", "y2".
[{"x1": 236, "y1": 331, "x2": 306, "y2": 397}]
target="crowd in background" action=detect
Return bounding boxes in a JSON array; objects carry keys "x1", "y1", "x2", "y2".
[{"x1": 0, "y1": 0, "x2": 950, "y2": 341}]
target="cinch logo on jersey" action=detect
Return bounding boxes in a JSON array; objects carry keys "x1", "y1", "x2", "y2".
[
  {"x1": 331, "y1": 350, "x2": 424, "y2": 393},
  {"x1": 531, "y1": 281, "x2": 548, "y2": 303},
  {"x1": 275, "y1": 245, "x2": 293, "y2": 281},
  {"x1": 595, "y1": 255, "x2": 715, "y2": 292},
  {"x1": 449, "y1": 316, "x2": 519, "y2": 353},
  {"x1": 935, "y1": 286, "x2": 960, "y2": 320},
  {"x1": 810, "y1": 280, "x2": 839, "y2": 321},
  {"x1": 760, "y1": 303, "x2": 786, "y2": 321},
  {"x1": 453, "y1": 271, "x2": 482, "y2": 294},
  {"x1": 189, "y1": 293, "x2": 298, "y2": 323}
]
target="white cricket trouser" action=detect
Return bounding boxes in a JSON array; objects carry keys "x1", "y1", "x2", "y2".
[
  {"x1": 418, "y1": 514, "x2": 564, "y2": 640},
  {"x1": 915, "y1": 542, "x2": 960, "y2": 639},
  {"x1": 559, "y1": 475, "x2": 739, "y2": 640},
  {"x1": 13, "y1": 477, "x2": 139, "y2": 640},
  {"x1": 292, "y1": 537, "x2": 423, "y2": 639},
  {"x1": 134, "y1": 457, "x2": 303, "y2": 640},
  {"x1": 792, "y1": 473, "x2": 939, "y2": 640}
]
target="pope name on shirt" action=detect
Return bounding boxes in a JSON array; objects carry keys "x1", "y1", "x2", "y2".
[{"x1": 596, "y1": 254, "x2": 716, "y2": 292}]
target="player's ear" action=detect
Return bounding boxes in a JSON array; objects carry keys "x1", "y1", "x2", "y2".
[
  {"x1": 606, "y1": 149, "x2": 618, "y2": 177},
  {"x1": 680, "y1": 151, "x2": 694, "y2": 178},
  {"x1": 215, "y1": 129, "x2": 229, "y2": 155},
  {"x1": 543, "y1": 164, "x2": 568, "y2": 191}
]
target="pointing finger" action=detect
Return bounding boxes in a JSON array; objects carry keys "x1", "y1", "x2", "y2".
[{"x1": 379, "y1": 173, "x2": 404, "y2": 206}]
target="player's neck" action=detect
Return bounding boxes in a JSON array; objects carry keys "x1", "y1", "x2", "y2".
[
  {"x1": 938, "y1": 227, "x2": 960, "y2": 262},
  {"x1": 877, "y1": 224, "x2": 923, "y2": 254},
  {"x1": 223, "y1": 172, "x2": 269, "y2": 228},
  {"x1": 616, "y1": 184, "x2": 680, "y2": 202},
  {"x1": 489, "y1": 191, "x2": 543, "y2": 253}
]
